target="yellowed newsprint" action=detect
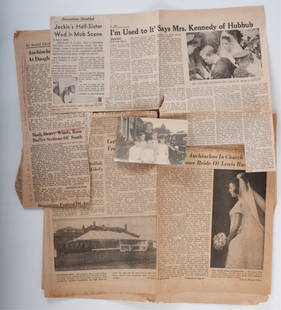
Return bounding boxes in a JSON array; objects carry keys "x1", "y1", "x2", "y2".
[
  {"x1": 50, "y1": 6, "x2": 275, "y2": 172},
  {"x1": 42, "y1": 113, "x2": 276, "y2": 304},
  {"x1": 14, "y1": 30, "x2": 91, "y2": 207}
]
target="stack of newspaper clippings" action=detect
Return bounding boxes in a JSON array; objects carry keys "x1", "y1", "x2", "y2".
[{"x1": 14, "y1": 6, "x2": 277, "y2": 304}]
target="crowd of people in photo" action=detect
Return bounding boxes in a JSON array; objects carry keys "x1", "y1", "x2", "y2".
[{"x1": 187, "y1": 29, "x2": 262, "y2": 80}]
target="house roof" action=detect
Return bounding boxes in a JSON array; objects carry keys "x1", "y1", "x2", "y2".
[{"x1": 72, "y1": 230, "x2": 141, "y2": 242}]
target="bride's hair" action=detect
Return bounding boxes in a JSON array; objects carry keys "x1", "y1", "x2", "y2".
[{"x1": 229, "y1": 172, "x2": 249, "y2": 195}]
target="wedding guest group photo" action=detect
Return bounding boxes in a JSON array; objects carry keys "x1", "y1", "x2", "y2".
[{"x1": 115, "y1": 117, "x2": 188, "y2": 165}]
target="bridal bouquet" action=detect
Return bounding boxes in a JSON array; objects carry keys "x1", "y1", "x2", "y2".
[{"x1": 213, "y1": 232, "x2": 227, "y2": 250}]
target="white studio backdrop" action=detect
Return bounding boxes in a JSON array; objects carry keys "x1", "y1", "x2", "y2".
[{"x1": 0, "y1": 0, "x2": 280, "y2": 309}]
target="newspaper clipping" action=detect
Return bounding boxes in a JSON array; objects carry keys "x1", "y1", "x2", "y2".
[
  {"x1": 43, "y1": 111, "x2": 159, "y2": 299},
  {"x1": 14, "y1": 30, "x2": 91, "y2": 207},
  {"x1": 50, "y1": 7, "x2": 275, "y2": 173},
  {"x1": 51, "y1": 15, "x2": 111, "y2": 111},
  {"x1": 43, "y1": 143, "x2": 276, "y2": 303},
  {"x1": 50, "y1": 11, "x2": 160, "y2": 113},
  {"x1": 159, "y1": 6, "x2": 275, "y2": 172},
  {"x1": 114, "y1": 117, "x2": 188, "y2": 165}
]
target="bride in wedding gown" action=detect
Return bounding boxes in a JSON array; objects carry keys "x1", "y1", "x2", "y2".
[
  {"x1": 218, "y1": 31, "x2": 243, "y2": 65},
  {"x1": 218, "y1": 31, "x2": 262, "y2": 77},
  {"x1": 225, "y1": 173, "x2": 265, "y2": 269}
]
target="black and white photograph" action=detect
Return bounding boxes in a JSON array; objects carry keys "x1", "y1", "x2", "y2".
[
  {"x1": 53, "y1": 78, "x2": 77, "y2": 104},
  {"x1": 54, "y1": 216, "x2": 156, "y2": 271},
  {"x1": 210, "y1": 170, "x2": 266, "y2": 269},
  {"x1": 114, "y1": 117, "x2": 188, "y2": 165},
  {"x1": 187, "y1": 29, "x2": 262, "y2": 80}
]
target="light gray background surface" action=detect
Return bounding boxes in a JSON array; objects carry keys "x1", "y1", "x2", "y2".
[{"x1": 0, "y1": 0, "x2": 280, "y2": 309}]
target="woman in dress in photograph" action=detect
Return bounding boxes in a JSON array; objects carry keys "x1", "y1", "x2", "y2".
[
  {"x1": 138, "y1": 132, "x2": 147, "y2": 149},
  {"x1": 140, "y1": 139, "x2": 155, "y2": 163},
  {"x1": 218, "y1": 31, "x2": 243, "y2": 65},
  {"x1": 224, "y1": 173, "x2": 265, "y2": 269},
  {"x1": 128, "y1": 139, "x2": 142, "y2": 163},
  {"x1": 155, "y1": 135, "x2": 170, "y2": 165},
  {"x1": 218, "y1": 30, "x2": 262, "y2": 78}
]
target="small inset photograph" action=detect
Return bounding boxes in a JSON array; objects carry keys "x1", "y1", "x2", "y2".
[
  {"x1": 53, "y1": 77, "x2": 77, "y2": 104},
  {"x1": 187, "y1": 29, "x2": 262, "y2": 80},
  {"x1": 210, "y1": 170, "x2": 266, "y2": 270},
  {"x1": 54, "y1": 216, "x2": 157, "y2": 271},
  {"x1": 114, "y1": 117, "x2": 188, "y2": 165}
]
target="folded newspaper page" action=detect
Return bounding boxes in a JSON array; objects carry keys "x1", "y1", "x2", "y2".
[
  {"x1": 49, "y1": 6, "x2": 275, "y2": 173},
  {"x1": 14, "y1": 30, "x2": 91, "y2": 208},
  {"x1": 114, "y1": 117, "x2": 188, "y2": 165},
  {"x1": 42, "y1": 113, "x2": 276, "y2": 304},
  {"x1": 158, "y1": 6, "x2": 275, "y2": 172}
]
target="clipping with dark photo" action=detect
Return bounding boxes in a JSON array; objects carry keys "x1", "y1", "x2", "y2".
[
  {"x1": 53, "y1": 78, "x2": 77, "y2": 104},
  {"x1": 211, "y1": 170, "x2": 266, "y2": 269},
  {"x1": 187, "y1": 29, "x2": 262, "y2": 80},
  {"x1": 114, "y1": 117, "x2": 188, "y2": 165}
]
